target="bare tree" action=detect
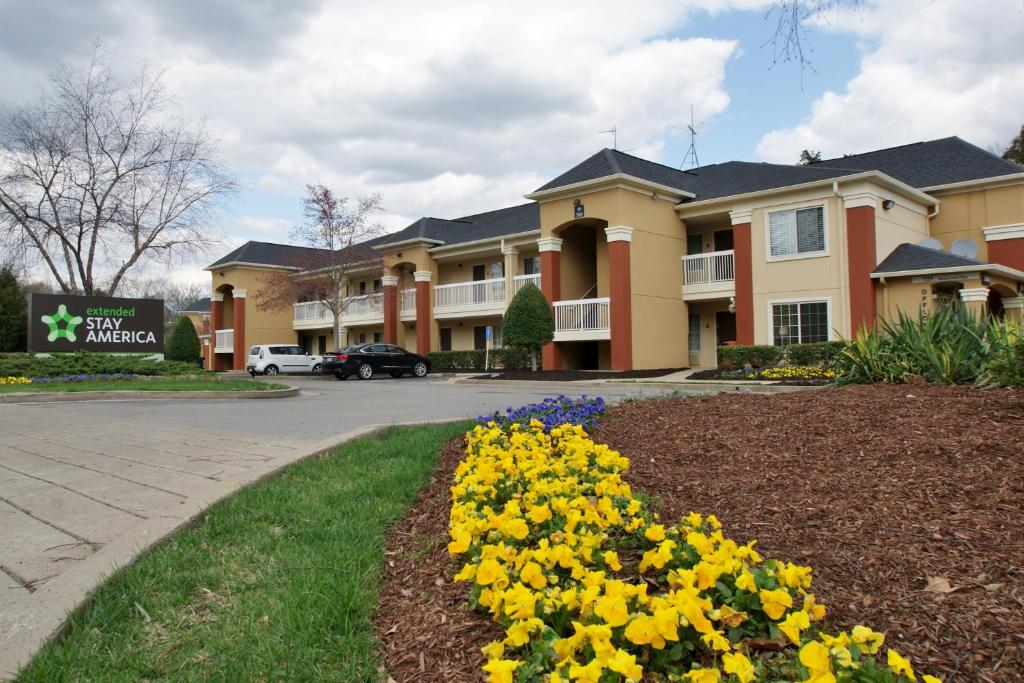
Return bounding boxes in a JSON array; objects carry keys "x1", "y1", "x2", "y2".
[
  {"x1": 122, "y1": 276, "x2": 208, "y2": 316},
  {"x1": 255, "y1": 185, "x2": 384, "y2": 349},
  {"x1": 0, "y1": 46, "x2": 236, "y2": 296},
  {"x1": 765, "y1": 1, "x2": 862, "y2": 73}
]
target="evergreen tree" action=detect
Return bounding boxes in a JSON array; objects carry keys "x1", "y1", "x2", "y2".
[
  {"x1": 0, "y1": 264, "x2": 27, "y2": 352},
  {"x1": 798, "y1": 149, "x2": 822, "y2": 164},
  {"x1": 165, "y1": 315, "x2": 202, "y2": 365},
  {"x1": 503, "y1": 283, "x2": 554, "y2": 371}
]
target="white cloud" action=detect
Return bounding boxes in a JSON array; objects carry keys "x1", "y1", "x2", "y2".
[{"x1": 757, "y1": 0, "x2": 1024, "y2": 162}]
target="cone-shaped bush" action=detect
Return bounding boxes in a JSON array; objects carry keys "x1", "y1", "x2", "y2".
[
  {"x1": 503, "y1": 283, "x2": 554, "y2": 371},
  {"x1": 0, "y1": 265, "x2": 27, "y2": 352},
  {"x1": 165, "y1": 316, "x2": 202, "y2": 365}
]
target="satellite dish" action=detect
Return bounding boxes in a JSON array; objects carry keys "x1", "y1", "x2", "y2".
[
  {"x1": 950, "y1": 238, "x2": 979, "y2": 260},
  {"x1": 918, "y1": 237, "x2": 943, "y2": 252}
]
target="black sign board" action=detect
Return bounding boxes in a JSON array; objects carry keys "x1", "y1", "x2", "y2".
[{"x1": 28, "y1": 293, "x2": 165, "y2": 353}]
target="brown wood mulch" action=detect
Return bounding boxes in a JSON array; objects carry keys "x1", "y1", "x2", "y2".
[{"x1": 374, "y1": 384, "x2": 1024, "y2": 683}]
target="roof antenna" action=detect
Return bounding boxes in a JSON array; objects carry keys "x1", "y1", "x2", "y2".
[
  {"x1": 598, "y1": 126, "x2": 617, "y2": 150},
  {"x1": 679, "y1": 105, "x2": 701, "y2": 170}
]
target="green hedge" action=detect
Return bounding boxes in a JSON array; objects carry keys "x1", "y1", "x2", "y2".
[
  {"x1": 717, "y1": 341, "x2": 844, "y2": 369},
  {"x1": 427, "y1": 348, "x2": 532, "y2": 371},
  {"x1": 0, "y1": 352, "x2": 205, "y2": 378}
]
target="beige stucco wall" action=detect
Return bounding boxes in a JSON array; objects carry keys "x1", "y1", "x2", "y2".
[
  {"x1": 211, "y1": 266, "x2": 297, "y2": 348},
  {"x1": 929, "y1": 184, "x2": 1024, "y2": 259},
  {"x1": 437, "y1": 315, "x2": 503, "y2": 352},
  {"x1": 875, "y1": 201, "x2": 929, "y2": 263}
]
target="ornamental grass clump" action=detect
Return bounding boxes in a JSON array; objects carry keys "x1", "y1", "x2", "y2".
[{"x1": 448, "y1": 414, "x2": 942, "y2": 682}]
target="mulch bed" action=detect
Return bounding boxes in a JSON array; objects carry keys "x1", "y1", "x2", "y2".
[
  {"x1": 470, "y1": 368, "x2": 686, "y2": 381},
  {"x1": 375, "y1": 384, "x2": 1024, "y2": 682}
]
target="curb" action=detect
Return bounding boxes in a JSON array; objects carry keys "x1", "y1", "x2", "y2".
[
  {"x1": 1, "y1": 418, "x2": 461, "y2": 680},
  {"x1": 0, "y1": 386, "x2": 299, "y2": 404},
  {"x1": 448, "y1": 377, "x2": 818, "y2": 393}
]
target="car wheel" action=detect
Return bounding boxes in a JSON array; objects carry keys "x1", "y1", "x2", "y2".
[
  {"x1": 312, "y1": 363, "x2": 322, "y2": 374},
  {"x1": 334, "y1": 371, "x2": 347, "y2": 380},
  {"x1": 413, "y1": 362, "x2": 428, "y2": 378},
  {"x1": 264, "y1": 365, "x2": 279, "y2": 376},
  {"x1": 357, "y1": 363, "x2": 374, "y2": 380},
  {"x1": 249, "y1": 370, "x2": 256, "y2": 377}
]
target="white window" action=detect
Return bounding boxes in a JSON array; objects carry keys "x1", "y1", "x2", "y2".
[
  {"x1": 768, "y1": 205, "x2": 825, "y2": 258},
  {"x1": 688, "y1": 313, "x2": 701, "y2": 352},
  {"x1": 771, "y1": 301, "x2": 829, "y2": 345}
]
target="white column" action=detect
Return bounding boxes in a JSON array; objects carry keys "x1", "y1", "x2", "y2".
[{"x1": 502, "y1": 245, "x2": 518, "y2": 304}]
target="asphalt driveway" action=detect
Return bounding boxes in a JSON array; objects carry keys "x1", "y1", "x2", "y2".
[{"x1": 0, "y1": 376, "x2": 687, "y2": 678}]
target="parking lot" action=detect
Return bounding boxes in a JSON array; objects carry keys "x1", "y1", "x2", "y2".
[{"x1": 0, "y1": 375, "x2": 685, "y2": 677}]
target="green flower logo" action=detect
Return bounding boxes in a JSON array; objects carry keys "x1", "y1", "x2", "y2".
[{"x1": 41, "y1": 304, "x2": 84, "y2": 342}]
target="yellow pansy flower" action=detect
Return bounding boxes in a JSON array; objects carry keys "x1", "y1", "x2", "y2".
[
  {"x1": 779, "y1": 609, "x2": 810, "y2": 645},
  {"x1": 447, "y1": 527, "x2": 472, "y2": 554},
  {"x1": 482, "y1": 658, "x2": 520, "y2": 683},
  {"x1": 603, "y1": 550, "x2": 622, "y2": 571},
  {"x1": 758, "y1": 588, "x2": 793, "y2": 620},
  {"x1": 684, "y1": 668, "x2": 720, "y2": 683},
  {"x1": 799, "y1": 641, "x2": 835, "y2": 683},
  {"x1": 568, "y1": 658, "x2": 604, "y2": 683},
  {"x1": 607, "y1": 649, "x2": 643, "y2": 681},
  {"x1": 504, "y1": 617, "x2": 543, "y2": 647},
  {"x1": 735, "y1": 570, "x2": 757, "y2": 593},
  {"x1": 527, "y1": 503, "x2": 552, "y2": 524},
  {"x1": 887, "y1": 649, "x2": 916, "y2": 680},
  {"x1": 722, "y1": 651, "x2": 755, "y2": 683},
  {"x1": 851, "y1": 625, "x2": 885, "y2": 654},
  {"x1": 476, "y1": 558, "x2": 503, "y2": 586},
  {"x1": 645, "y1": 524, "x2": 666, "y2": 542},
  {"x1": 624, "y1": 614, "x2": 665, "y2": 649},
  {"x1": 520, "y1": 561, "x2": 547, "y2": 589}
]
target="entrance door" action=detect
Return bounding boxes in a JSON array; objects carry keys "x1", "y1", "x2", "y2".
[
  {"x1": 713, "y1": 229, "x2": 734, "y2": 252},
  {"x1": 473, "y1": 326, "x2": 487, "y2": 350},
  {"x1": 715, "y1": 311, "x2": 737, "y2": 346},
  {"x1": 472, "y1": 264, "x2": 486, "y2": 303}
]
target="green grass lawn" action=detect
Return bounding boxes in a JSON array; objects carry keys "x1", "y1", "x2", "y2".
[
  {"x1": 17, "y1": 421, "x2": 471, "y2": 682},
  {"x1": 0, "y1": 379, "x2": 284, "y2": 393}
]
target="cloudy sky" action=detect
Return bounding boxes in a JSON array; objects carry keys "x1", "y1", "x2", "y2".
[{"x1": 2, "y1": 0, "x2": 1022, "y2": 286}]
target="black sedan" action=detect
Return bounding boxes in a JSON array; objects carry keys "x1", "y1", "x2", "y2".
[{"x1": 322, "y1": 343, "x2": 431, "y2": 380}]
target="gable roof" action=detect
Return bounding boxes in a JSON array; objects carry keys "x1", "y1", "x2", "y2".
[
  {"x1": 810, "y1": 136, "x2": 1022, "y2": 189},
  {"x1": 375, "y1": 202, "x2": 540, "y2": 249},
  {"x1": 533, "y1": 148, "x2": 702, "y2": 195},
  {"x1": 180, "y1": 297, "x2": 210, "y2": 313},
  {"x1": 207, "y1": 241, "x2": 330, "y2": 269},
  {"x1": 872, "y1": 242, "x2": 986, "y2": 275}
]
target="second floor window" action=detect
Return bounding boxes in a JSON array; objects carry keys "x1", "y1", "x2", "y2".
[
  {"x1": 768, "y1": 205, "x2": 825, "y2": 258},
  {"x1": 523, "y1": 256, "x2": 540, "y2": 275}
]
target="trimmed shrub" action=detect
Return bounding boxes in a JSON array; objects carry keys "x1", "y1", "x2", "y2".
[
  {"x1": 717, "y1": 344, "x2": 784, "y2": 369},
  {"x1": 165, "y1": 316, "x2": 202, "y2": 364},
  {"x1": 784, "y1": 340, "x2": 845, "y2": 366},
  {"x1": 0, "y1": 352, "x2": 203, "y2": 378},
  {"x1": 427, "y1": 348, "x2": 531, "y2": 371},
  {"x1": 503, "y1": 283, "x2": 554, "y2": 370}
]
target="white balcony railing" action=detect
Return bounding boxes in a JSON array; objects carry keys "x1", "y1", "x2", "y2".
[
  {"x1": 433, "y1": 277, "x2": 506, "y2": 316},
  {"x1": 293, "y1": 300, "x2": 332, "y2": 328},
  {"x1": 553, "y1": 297, "x2": 610, "y2": 342},
  {"x1": 400, "y1": 288, "x2": 416, "y2": 317},
  {"x1": 214, "y1": 328, "x2": 234, "y2": 352},
  {"x1": 513, "y1": 273, "x2": 542, "y2": 295},
  {"x1": 681, "y1": 249, "x2": 735, "y2": 300},
  {"x1": 342, "y1": 292, "x2": 384, "y2": 324}
]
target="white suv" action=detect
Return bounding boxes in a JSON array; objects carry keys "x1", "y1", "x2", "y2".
[{"x1": 247, "y1": 345, "x2": 323, "y2": 376}]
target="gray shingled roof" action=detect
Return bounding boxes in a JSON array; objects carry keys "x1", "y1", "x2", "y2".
[
  {"x1": 207, "y1": 241, "x2": 331, "y2": 269},
  {"x1": 811, "y1": 137, "x2": 1022, "y2": 188},
  {"x1": 534, "y1": 137, "x2": 1023, "y2": 200},
  {"x1": 375, "y1": 202, "x2": 540, "y2": 248},
  {"x1": 181, "y1": 297, "x2": 210, "y2": 312},
  {"x1": 872, "y1": 243, "x2": 987, "y2": 275}
]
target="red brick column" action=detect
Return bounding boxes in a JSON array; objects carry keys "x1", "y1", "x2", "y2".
[
  {"x1": 210, "y1": 293, "x2": 224, "y2": 371},
  {"x1": 605, "y1": 226, "x2": 633, "y2": 371},
  {"x1": 382, "y1": 275, "x2": 399, "y2": 344},
  {"x1": 987, "y1": 235, "x2": 1024, "y2": 271},
  {"x1": 232, "y1": 290, "x2": 246, "y2": 371},
  {"x1": 538, "y1": 237, "x2": 562, "y2": 371},
  {"x1": 732, "y1": 219, "x2": 755, "y2": 344},
  {"x1": 846, "y1": 204, "x2": 878, "y2": 333},
  {"x1": 413, "y1": 271, "x2": 432, "y2": 355}
]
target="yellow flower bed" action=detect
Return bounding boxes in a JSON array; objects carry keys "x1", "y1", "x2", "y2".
[
  {"x1": 758, "y1": 366, "x2": 836, "y2": 381},
  {"x1": 0, "y1": 376, "x2": 32, "y2": 385},
  {"x1": 448, "y1": 420, "x2": 940, "y2": 683}
]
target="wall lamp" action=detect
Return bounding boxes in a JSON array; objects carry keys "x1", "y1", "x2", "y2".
[{"x1": 882, "y1": 199, "x2": 895, "y2": 210}]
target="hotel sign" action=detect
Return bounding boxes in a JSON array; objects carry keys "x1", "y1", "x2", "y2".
[{"x1": 28, "y1": 293, "x2": 165, "y2": 353}]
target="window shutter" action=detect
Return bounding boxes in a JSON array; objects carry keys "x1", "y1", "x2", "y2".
[
  {"x1": 769, "y1": 210, "x2": 796, "y2": 256},
  {"x1": 796, "y1": 206, "x2": 825, "y2": 253}
]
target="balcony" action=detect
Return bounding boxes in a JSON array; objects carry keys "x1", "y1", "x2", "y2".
[
  {"x1": 343, "y1": 292, "x2": 384, "y2": 326},
  {"x1": 681, "y1": 250, "x2": 735, "y2": 301},
  {"x1": 513, "y1": 273, "x2": 541, "y2": 295},
  {"x1": 293, "y1": 300, "x2": 332, "y2": 330},
  {"x1": 400, "y1": 288, "x2": 416, "y2": 321},
  {"x1": 553, "y1": 297, "x2": 610, "y2": 341},
  {"x1": 433, "y1": 277, "x2": 506, "y2": 318},
  {"x1": 214, "y1": 328, "x2": 234, "y2": 353}
]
